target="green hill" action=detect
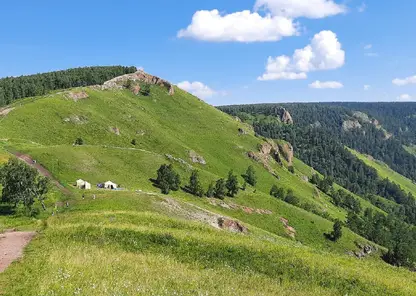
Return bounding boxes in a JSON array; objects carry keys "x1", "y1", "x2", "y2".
[{"x1": 0, "y1": 71, "x2": 415, "y2": 295}]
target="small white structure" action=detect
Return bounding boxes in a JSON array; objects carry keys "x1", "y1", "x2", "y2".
[
  {"x1": 76, "y1": 179, "x2": 91, "y2": 190},
  {"x1": 84, "y1": 182, "x2": 92, "y2": 190},
  {"x1": 104, "y1": 181, "x2": 118, "y2": 190},
  {"x1": 76, "y1": 179, "x2": 85, "y2": 189}
]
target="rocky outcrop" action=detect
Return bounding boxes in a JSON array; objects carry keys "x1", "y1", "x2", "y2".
[
  {"x1": 280, "y1": 217, "x2": 296, "y2": 238},
  {"x1": 342, "y1": 120, "x2": 362, "y2": 131},
  {"x1": 217, "y1": 217, "x2": 248, "y2": 234},
  {"x1": 0, "y1": 107, "x2": 14, "y2": 116},
  {"x1": 277, "y1": 142, "x2": 294, "y2": 165},
  {"x1": 238, "y1": 128, "x2": 248, "y2": 135},
  {"x1": 64, "y1": 91, "x2": 89, "y2": 101},
  {"x1": 189, "y1": 150, "x2": 206, "y2": 165},
  {"x1": 281, "y1": 108, "x2": 294, "y2": 124},
  {"x1": 352, "y1": 111, "x2": 371, "y2": 123},
  {"x1": 347, "y1": 243, "x2": 377, "y2": 259},
  {"x1": 63, "y1": 115, "x2": 88, "y2": 125},
  {"x1": 98, "y1": 70, "x2": 174, "y2": 95}
]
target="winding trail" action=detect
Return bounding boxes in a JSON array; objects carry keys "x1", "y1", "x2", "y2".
[{"x1": 10, "y1": 151, "x2": 71, "y2": 196}]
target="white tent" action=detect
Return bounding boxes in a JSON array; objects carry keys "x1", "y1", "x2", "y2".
[
  {"x1": 76, "y1": 179, "x2": 91, "y2": 190},
  {"x1": 76, "y1": 179, "x2": 85, "y2": 189},
  {"x1": 104, "y1": 181, "x2": 117, "y2": 190},
  {"x1": 84, "y1": 182, "x2": 91, "y2": 190}
]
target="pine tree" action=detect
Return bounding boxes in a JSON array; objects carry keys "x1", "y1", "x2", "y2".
[
  {"x1": 206, "y1": 182, "x2": 215, "y2": 197},
  {"x1": 244, "y1": 165, "x2": 257, "y2": 186},
  {"x1": 225, "y1": 170, "x2": 239, "y2": 197},
  {"x1": 331, "y1": 220, "x2": 343, "y2": 242},
  {"x1": 214, "y1": 179, "x2": 226, "y2": 199},
  {"x1": 188, "y1": 170, "x2": 204, "y2": 197}
]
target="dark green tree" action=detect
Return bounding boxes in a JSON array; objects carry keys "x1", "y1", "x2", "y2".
[
  {"x1": 206, "y1": 182, "x2": 215, "y2": 198},
  {"x1": 0, "y1": 158, "x2": 49, "y2": 215},
  {"x1": 156, "y1": 164, "x2": 181, "y2": 194},
  {"x1": 243, "y1": 165, "x2": 257, "y2": 186},
  {"x1": 74, "y1": 138, "x2": 84, "y2": 145},
  {"x1": 188, "y1": 170, "x2": 204, "y2": 197},
  {"x1": 330, "y1": 220, "x2": 343, "y2": 242},
  {"x1": 131, "y1": 139, "x2": 137, "y2": 146},
  {"x1": 225, "y1": 170, "x2": 239, "y2": 197},
  {"x1": 214, "y1": 178, "x2": 226, "y2": 199}
]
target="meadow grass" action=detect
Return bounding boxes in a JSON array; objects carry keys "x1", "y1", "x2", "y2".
[{"x1": 0, "y1": 192, "x2": 415, "y2": 296}]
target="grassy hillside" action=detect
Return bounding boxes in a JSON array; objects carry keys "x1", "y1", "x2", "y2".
[
  {"x1": 350, "y1": 148, "x2": 416, "y2": 195},
  {"x1": 0, "y1": 79, "x2": 415, "y2": 295},
  {"x1": 1, "y1": 191, "x2": 415, "y2": 296}
]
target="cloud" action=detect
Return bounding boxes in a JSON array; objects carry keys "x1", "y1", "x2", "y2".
[
  {"x1": 258, "y1": 30, "x2": 345, "y2": 80},
  {"x1": 309, "y1": 80, "x2": 343, "y2": 89},
  {"x1": 177, "y1": 81, "x2": 217, "y2": 99},
  {"x1": 254, "y1": 0, "x2": 347, "y2": 19},
  {"x1": 364, "y1": 44, "x2": 372, "y2": 50},
  {"x1": 358, "y1": 3, "x2": 367, "y2": 13},
  {"x1": 177, "y1": 10, "x2": 298, "y2": 42},
  {"x1": 393, "y1": 75, "x2": 416, "y2": 86},
  {"x1": 397, "y1": 94, "x2": 412, "y2": 101},
  {"x1": 179, "y1": 1, "x2": 347, "y2": 43},
  {"x1": 364, "y1": 85, "x2": 371, "y2": 91}
]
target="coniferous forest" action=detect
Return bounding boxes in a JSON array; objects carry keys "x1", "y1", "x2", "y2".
[
  {"x1": 0, "y1": 66, "x2": 137, "y2": 106},
  {"x1": 219, "y1": 103, "x2": 416, "y2": 268}
]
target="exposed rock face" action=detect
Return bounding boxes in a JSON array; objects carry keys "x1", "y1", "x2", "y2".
[
  {"x1": 280, "y1": 217, "x2": 296, "y2": 238},
  {"x1": 348, "y1": 243, "x2": 377, "y2": 259},
  {"x1": 99, "y1": 70, "x2": 174, "y2": 95},
  {"x1": 189, "y1": 150, "x2": 206, "y2": 165},
  {"x1": 342, "y1": 120, "x2": 362, "y2": 131},
  {"x1": 0, "y1": 107, "x2": 14, "y2": 116},
  {"x1": 247, "y1": 140, "x2": 282, "y2": 174},
  {"x1": 278, "y1": 142, "x2": 294, "y2": 165},
  {"x1": 65, "y1": 91, "x2": 89, "y2": 101},
  {"x1": 281, "y1": 108, "x2": 294, "y2": 124},
  {"x1": 217, "y1": 217, "x2": 248, "y2": 234},
  {"x1": 352, "y1": 111, "x2": 371, "y2": 123},
  {"x1": 63, "y1": 115, "x2": 88, "y2": 125}
]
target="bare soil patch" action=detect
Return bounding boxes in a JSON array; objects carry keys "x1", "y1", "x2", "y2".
[{"x1": 0, "y1": 230, "x2": 36, "y2": 273}]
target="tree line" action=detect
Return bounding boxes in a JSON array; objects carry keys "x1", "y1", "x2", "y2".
[{"x1": 0, "y1": 66, "x2": 137, "y2": 106}]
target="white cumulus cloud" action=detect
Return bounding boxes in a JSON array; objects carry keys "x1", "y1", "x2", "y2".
[
  {"x1": 364, "y1": 44, "x2": 372, "y2": 50},
  {"x1": 258, "y1": 30, "x2": 345, "y2": 80},
  {"x1": 177, "y1": 10, "x2": 298, "y2": 42},
  {"x1": 177, "y1": 81, "x2": 217, "y2": 99},
  {"x1": 393, "y1": 75, "x2": 416, "y2": 86},
  {"x1": 364, "y1": 85, "x2": 371, "y2": 91},
  {"x1": 254, "y1": 0, "x2": 346, "y2": 19},
  {"x1": 397, "y1": 94, "x2": 412, "y2": 101},
  {"x1": 309, "y1": 80, "x2": 343, "y2": 89}
]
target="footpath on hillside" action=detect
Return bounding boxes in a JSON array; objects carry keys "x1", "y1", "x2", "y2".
[
  {"x1": 9, "y1": 151, "x2": 71, "y2": 196},
  {"x1": 0, "y1": 230, "x2": 36, "y2": 273}
]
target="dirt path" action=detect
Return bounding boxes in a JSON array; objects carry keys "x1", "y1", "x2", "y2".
[
  {"x1": 0, "y1": 230, "x2": 36, "y2": 273},
  {"x1": 10, "y1": 151, "x2": 71, "y2": 196}
]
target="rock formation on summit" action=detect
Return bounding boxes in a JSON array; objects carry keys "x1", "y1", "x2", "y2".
[{"x1": 98, "y1": 70, "x2": 175, "y2": 95}]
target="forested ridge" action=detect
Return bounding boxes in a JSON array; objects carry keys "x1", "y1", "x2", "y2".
[
  {"x1": 219, "y1": 103, "x2": 416, "y2": 268},
  {"x1": 0, "y1": 65, "x2": 137, "y2": 106}
]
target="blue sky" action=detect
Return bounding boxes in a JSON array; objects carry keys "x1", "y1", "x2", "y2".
[{"x1": 1, "y1": 0, "x2": 416, "y2": 105}]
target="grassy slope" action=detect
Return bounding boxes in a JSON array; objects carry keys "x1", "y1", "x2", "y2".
[
  {"x1": 349, "y1": 148, "x2": 416, "y2": 195},
  {"x1": 0, "y1": 85, "x2": 414, "y2": 294},
  {"x1": 1, "y1": 191, "x2": 415, "y2": 296}
]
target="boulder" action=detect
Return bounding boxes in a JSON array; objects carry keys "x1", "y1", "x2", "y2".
[
  {"x1": 189, "y1": 150, "x2": 206, "y2": 165},
  {"x1": 65, "y1": 91, "x2": 89, "y2": 101},
  {"x1": 217, "y1": 218, "x2": 248, "y2": 234},
  {"x1": 110, "y1": 127, "x2": 120, "y2": 135}
]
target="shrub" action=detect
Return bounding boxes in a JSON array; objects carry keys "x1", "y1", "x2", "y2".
[
  {"x1": 140, "y1": 83, "x2": 151, "y2": 96},
  {"x1": 74, "y1": 138, "x2": 84, "y2": 145}
]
